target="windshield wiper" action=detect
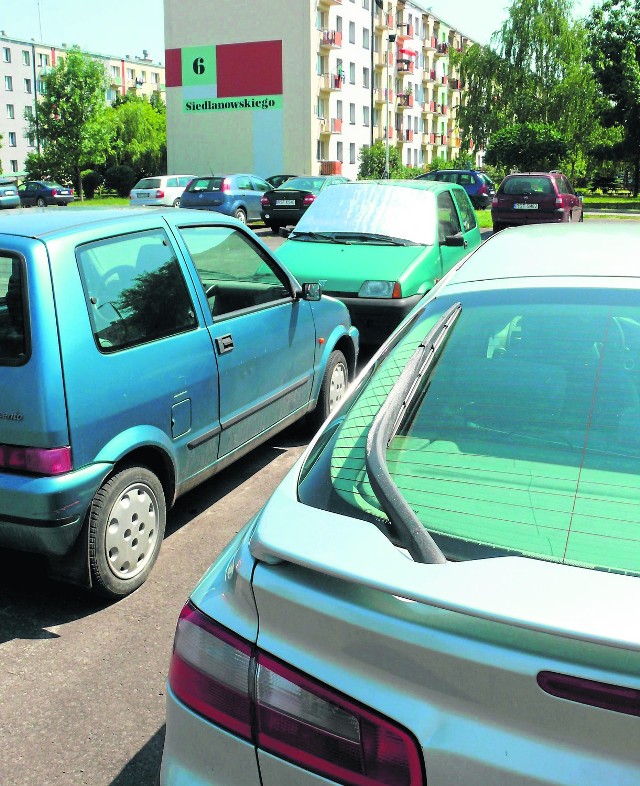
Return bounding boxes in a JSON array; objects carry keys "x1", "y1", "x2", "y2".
[
  {"x1": 365, "y1": 302, "x2": 462, "y2": 563},
  {"x1": 332, "y1": 232, "x2": 419, "y2": 246},
  {"x1": 289, "y1": 231, "x2": 347, "y2": 243}
]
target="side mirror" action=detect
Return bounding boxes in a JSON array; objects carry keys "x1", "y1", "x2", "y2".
[
  {"x1": 301, "y1": 282, "x2": 322, "y2": 301},
  {"x1": 444, "y1": 232, "x2": 466, "y2": 247}
]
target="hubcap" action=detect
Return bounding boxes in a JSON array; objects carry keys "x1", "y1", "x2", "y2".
[
  {"x1": 104, "y1": 482, "x2": 158, "y2": 579},
  {"x1": 328, "y1": 361, "x2": 347, "y2": 411},
  {"x1": 236, "y1": 211, "x2": 246, "y2": 223}
]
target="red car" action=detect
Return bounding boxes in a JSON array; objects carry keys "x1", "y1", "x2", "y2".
[{"x1": 491, "y1": 171, "x2": 583, "y2": 232}]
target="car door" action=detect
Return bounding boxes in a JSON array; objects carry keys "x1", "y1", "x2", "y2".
[
  {"x1": 249, "y1": 177, "x2": 271, "y2": 219},
  {"x1": 176, "y1": 223, "x2": 316, "y2": 457},
  {"x1": 19, "y1": 182, "x2": 37, "y2": 206},
  {"x1": 437, "y1": 189, "x2": 470, "y2": 277}
]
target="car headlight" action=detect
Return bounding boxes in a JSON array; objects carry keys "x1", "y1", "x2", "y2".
[{"x1": 358, "y1": 280, "x2": 399, "y2": 299}]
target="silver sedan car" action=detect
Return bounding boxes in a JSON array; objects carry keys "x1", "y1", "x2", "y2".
[{"x1": 160, "y1": 223, "x2": 640, "y2": 786}]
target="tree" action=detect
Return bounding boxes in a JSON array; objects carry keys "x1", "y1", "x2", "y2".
[
  {"x1": 25, "y1": 49, "x2": 110, "y2": 200},
  {"x1": 357, "y1": 141, "x2": 411, "y2": 179},
  {"x1": 104, "y1": 95, "x2": 166, "y2": 178},
  {"x1": 586, "y1": 0, "x2": 640, "y2": 195},
  {"x1": 485, "y1": 122, "x2": 568, "y2": 171}
]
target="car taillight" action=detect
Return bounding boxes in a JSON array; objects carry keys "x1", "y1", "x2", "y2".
[
  {"x1": 303, "y1": 194, "x2": 316, "y2": 205},
  {"x1": 155, "y1": 189, "x2": 165, "y2": 198},
  {"x1": 221, "y1": 179, "x2": 231, "y2": 192},
  {"x1": 555, "y1": 196, "x2": 564, "y2": 208},
  {"x1": 169, "y1": 602, "x2": 424, "y2": 786},
  {"x1": 261, "y1": 195, "x2": 269, "y2": 206},
  {"x1": 0, "y1": 444, "x2": 72, "y2": 475},
  {"x1": 51, "y1": 188, "x2": 57, "y2": 196},
  {"x1": 478, "y1": 183, "x2": 487, "y2": 195},
  {"x1": 491, "y1": 196, "x2": 499, "y2": 206}
]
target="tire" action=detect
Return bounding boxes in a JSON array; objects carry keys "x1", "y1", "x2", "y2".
[
  {"x1": 492, "y1": 222, "x2": 505, "y2": 233},
  {"x1": 36, "y1": 197, "x2": 46, "y2": 207},
  {"x1": 172, "y1": 197, "x2": 181, "y2": 208},
  {"x1": 234, "y1": 207, "x2": 247, "y2": 224},
  {"x1": 308, "y1": 350, "x2": 348, "y2": 432},
  {"x1": 88, "y1": 465, "x2": 166, "y2": 598},
  {"x1": 269, "y1": 223, "x2": 281, "y2": 234}
]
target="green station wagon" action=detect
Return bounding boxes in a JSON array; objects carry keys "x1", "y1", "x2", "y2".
[{"x1": 276, "y1": 180, "x2": 482, "y2": 344}]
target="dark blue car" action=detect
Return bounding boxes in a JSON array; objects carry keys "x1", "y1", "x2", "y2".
[
  {"x1": 18, "y1": 180, "x2": 75, "y2": 207},
  {"x1": 415, "y1": 169, "x2": 495, "y2": 209}
]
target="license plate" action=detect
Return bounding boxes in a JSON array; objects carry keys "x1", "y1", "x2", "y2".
[
  {"x1": 276, "y1": 199, "x2": 295, "y2": 206},
  {"x1": 59, "y1": 190, "x2": 70, "y2": 195},
  {"x1": 3, "y1": 190, "x2": 15, "y2": 195},
  {"x1": 513, "y1": 203, "x2": 538, "y2": 210}
]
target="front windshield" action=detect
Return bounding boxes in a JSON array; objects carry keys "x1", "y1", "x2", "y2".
[
  {"x1": 299, "y1": 288, "x2": 640, "y2": 576},
  {"x1": 291, "y1": 183, "x2": 437, "y2": 246}
]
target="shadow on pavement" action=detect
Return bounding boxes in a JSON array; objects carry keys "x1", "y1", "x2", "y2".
[{"x1": 110, "y1": 725, "x2": 165, "y2": 786}]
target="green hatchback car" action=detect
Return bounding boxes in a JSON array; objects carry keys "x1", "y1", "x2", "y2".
[{"x1": 276, "y1": 179, "x2": 482, "y2": 344}]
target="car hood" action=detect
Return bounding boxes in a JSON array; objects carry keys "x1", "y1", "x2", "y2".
[
  {"x1": 249, "y1": 454, "x2": 640, "y2": 652},
  {"x1": 277, "y1": 240, "x2": 431, "y2": 293}
]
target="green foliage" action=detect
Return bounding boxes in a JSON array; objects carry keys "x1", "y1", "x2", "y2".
[
  {"x1": 104, "y1": 164, "x2": 136, "y2": 198},
  {"x1": 104, "y1": 96, "x2": 167, "y2": 177},
  {"x1": 357, "y1": 141, "x2": 405, "y2": 179},
  {"x1": 485, "y1": 122, "x2": 567, "y2": 171},
  {"x1": 81, "y1": 169, "x2": 104, "y2": 199}
]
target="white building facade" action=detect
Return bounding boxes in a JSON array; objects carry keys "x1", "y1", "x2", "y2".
[{"x1": 163, "y1": 0, "x2": 476, "y2": 181}]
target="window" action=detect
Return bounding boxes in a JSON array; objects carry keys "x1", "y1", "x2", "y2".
[
  {"x1": 363, "y1": 106, "x2": 370, "y2": 126},
  {"x1": 0, "y1": 254, "x2": 28, "y2": 363},
  {"x1": 22, "y1": 50, "x2": 30, "y2": 66},
  {"x1": 362, "y1": 28, "x2": 370, "y2": 49},
  {"x1": 2, "y1": 47, "x2": 10, "y2": 63},
  {"x1": 4, "y1": 76, "x2": 12, "y2": 91},
  {"x1": 23, "y1": 78, "x2": 31, "y2": 93},
  {"x1": 336, "y1": 99, "x2": 343, "y2": 119},
  {"x1": 349, "y1": 21, "x2": 356, "y2": 44},
  {"x1": 363, "y1": 67, "x2": 370, "y2": 89},
  {"x1": 349, "y1": 62, "x2": 355, "y2": 84},
  {"x1": 37, "y1": 53, "x2": 49, "y2": 67},
  {"x1": 363, "y1": 0, "x2": 370, "y2": 7},
  {"x1": 316, "y1": 9, "x2": 325, "y2": 29},
  {"x1": 36, "y1": 80, "x2": 46, "y2": 94},
  {"x1": 437, "y1": 191, "x2": 462, "y2": 242},
  {"x1": 336, "y1": 16, "x2": 342, "y2": 33},
  {"x1": 350, "y1": 143, "x2": 356, "y2": 164},
  {"x1": 27, "y1": 132, "x2": 35, "y2": 147},
  {"x1": 141, "y1": 70, "x2": 146, "y2": 83},
  {"x1": 6, "y1": 104, "x2": 14, "y2": 119},
  {"x1": 77, "y1": 229, "x2": 197, "y2": 353},
  {"x1": 111, "y1": 65, "x2": 119, "y2": 79},
  {"x1": 24, "y1": 105, "x2": 33, "y2": 118},
  {"x1": 9, "y1": 160, "x2": 18, "y2": 172},
  {"x1": 151, "y1": 72, "x2": 159, "y2": 84},
  {"x1": 178, "y1": 226, "x2": 290, "y2": 319},
  {"x1": 451, "y1": 189, "x2": 477, "y2": 233},
  {"x1": 8, "y1": 132, "x2": 16, "y2": 147},
  {"x1": 126, "y1": 68, "x2": 135, "y2": 81},
  {"x1": 337, "y1": 141, "x2": 343, "y2": 163},
  {"x1": 317, "y1": 54, "x2": 324, "y2": 76},
  {"x1": 349, "y1": 103, "x2": 356, "y2": 124}
]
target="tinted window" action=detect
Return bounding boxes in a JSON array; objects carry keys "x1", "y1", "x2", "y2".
[
  {"x1": 77, "y1": 229, "x2": 197, "y2": 352},
  {"x1": 235, "y1": 176, "x2": 252, "y2": 190},
  {"x1": 179, "y1": 226, "x2": 290, "y2": 319},
  {"x1": 0, "y1": 255, "x2": 27, "y2": 363},
  {"x1": 135, "y1": 178, "x2": 162, "y2": 189},
  {"x1": 457, "y1": 173, "x2": 475, "y2": 186},
  {"x1": 186, "y1": 177, "x2": 224, "y2": 192},
  {"x1": 502, "y1": 177, "x2": 554, "y2": 195},
  {"x1": 251, "y1": 178, "x2": 271, "y2": 192},
  {"x1": 451, "y1": 188, "x2": 477, "y2": 232}
]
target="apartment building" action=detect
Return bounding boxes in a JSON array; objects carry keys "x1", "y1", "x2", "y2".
[
  {"x1": 163, "y1": 0, "x2": 476, "y2": 180},
  {"x1": 0, "y1": 32, "x2": 165, "y2": 175}
]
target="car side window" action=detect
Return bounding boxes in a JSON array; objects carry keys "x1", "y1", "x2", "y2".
[
  {"x1": 251, "y1": 178, "x2": 271, "y2": 192},
  {"x1": 236, "y1": 176, "x2": 252, "y2": 190},
  {"x1": 178, "y1": 225, "x2": 291, "y2": 320},
  {"x1": 451, "y1": 188, "x2": 478, "y2": 233},
  {"x1": 458, "y1": 173, "x2": 475, "y2": 186},
  {"x1": 0, "y1": 255, "x2": 28, "y2": 363},
  {"x1": 77, "y1": 229, "x2": 198, "y2": 352},
  {"x1": 437, "y1": 191, "x2": 462, "y2": 242},
  {"x1": 167, "y1": 177, "x2": 178, "y2": 188}
]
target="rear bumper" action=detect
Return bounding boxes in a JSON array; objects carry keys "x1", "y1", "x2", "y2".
[
  {"x1": 491, "y1": 208, "x2": 567, "y2": 226},
  {"x1": 332, "y1": 293, "x2": 423, "y2": 344},
  {"x1": 0, "y1": 461, "x2": 112, "y2": 556},
  {"x1": 260, "y1": 208, "x2": 305, "y2": 226}
]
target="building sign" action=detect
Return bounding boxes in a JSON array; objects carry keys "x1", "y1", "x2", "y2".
[{"x1": 165, "y1": 40, "x2": 283, "y2": 113}]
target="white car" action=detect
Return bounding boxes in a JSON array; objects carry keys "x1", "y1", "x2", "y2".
[
  {"x1": 160, "y1": 223, "x2": 640, "y2": 786},
  {"x1": 129, "y1": 174, "x2": 195, "y2": 208}
]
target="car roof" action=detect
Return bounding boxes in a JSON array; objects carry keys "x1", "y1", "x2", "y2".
[
  {"x1": 0, "y1": 206, "x2": 240, "y2": 241},
  {"x1": 348, "y1": 178, "x2": 466, "y2": 195},
  {"x1": 449, "y1": 224, "x2": 640, "y2": 287}
]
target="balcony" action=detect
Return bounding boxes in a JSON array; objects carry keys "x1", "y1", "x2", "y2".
[
  {"x1": 436, "y1": 133, "x2": 448, "y2": 146},
  {"x1": 396, "y1": 23, "x2": 415, "y2": 39},
  {"x1": 319, "y1": 117, "x2": 342, "y2": 134},
  {"x1": 396, "y1": 59, "x2": 415, "y2": 75},
  {"x1": 436, "y1": 43, "x2": 449, "y2": 56},
  {"x1": 320, "y1": 160, "x2": 343, "y2": 175},
  {"x1": 377, "y1": 126, "x2": 394, "y2": 141},
  {"x1": 319, "y1": 29, "x2": 342, "y2": 49},
  {"x1": 374, "y1": 49, "x2": 393, "y2": 68},
  {"x1": 320, "y1": 72, "x2": 343, "y2": 91},
  {"x1": 422, "y1": 69, "x2": 436, "y2": 84},
  {"x1": 318, "y1": 0, "x2": 342, "y2": 6},
  {"x1": 374, "y1": 10, "x2": 393, "y2": 31},
  {"x1": 450, "y1": 78, "x2": 463, "y2": 90},
  {"x1": 440, "y1": 75, "x2": 448, "y2": 86},
  {"x1": 397, "y1": 92, "x2": 414, "y2": 108},
  {"x1": 374, "y1": 87, "x2": 394, "y2": 104},
  {"x1": 404, "y1": 129, "x2": 414, "y2": 142},
  {"x1": 424, "y1": 36, "x2": 437, "y2": 51}
]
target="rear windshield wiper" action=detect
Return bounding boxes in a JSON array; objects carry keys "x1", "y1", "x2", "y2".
[
  {"x1": 365, "y1": 302, "x2": 462, "y2": 563},
  {"x1": 289, "y1": 231, "x2": 347, "y2": 243}
]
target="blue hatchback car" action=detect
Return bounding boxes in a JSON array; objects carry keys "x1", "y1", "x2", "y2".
[
  {"x1": 415, "y1": 169, "x2": 495, "y2": 209},
  {"x1": 0, "y1": 208, "x2": 358, "y2": 597},
  {"x1": 179, "y1": 173, "x2": 272, "y2": 224}
]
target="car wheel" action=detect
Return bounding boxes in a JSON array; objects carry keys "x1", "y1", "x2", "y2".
[
  {"x1": 172, "y1": 198, "x2": 181, "y2": 208},
  {"x1": 269, "y1": 223, "x2": 281, "y2": 234},
  {"x1": 36, "y1": 197, "x2": 46, "y2": 207},
  {"x1": 88, "y1": 464, "x2": 166, "y2": 599},
  {"x1": 234, "y1": 207, "x2": 247, "y2": 223},
  {"x1": 308, "y1": 350, "x2": 348, "y2": 431},
  {"x1": 492, "y1": 222, "x2": 505, "y2": 233},
  {"x1": 579, "y1": 210, "x2": 584, "y2": 223}
]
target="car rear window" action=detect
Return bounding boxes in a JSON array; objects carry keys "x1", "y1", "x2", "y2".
[
  {"x1": 279, "y1": 177, "x2": 325, "y2": 192},
  {"x1": 299, "y1": 290, "x2": 640, "y2": 576},
  {"x1": 0, "y1": 255, "x2": 28, "y2": 364},
  {"x1": 501, "y1": 177, "x2": 554, "y2": 195},
  {"x1": 185, "y1": 177, "x2": 225, "y2": 192},
  {"x1": 134, "y1": 178, "x2": 162, "y2": 189}
]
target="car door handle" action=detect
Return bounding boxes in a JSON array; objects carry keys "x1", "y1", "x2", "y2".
[{"x1": 215, "y1": 334, "x2": 234, "y2": 354}]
